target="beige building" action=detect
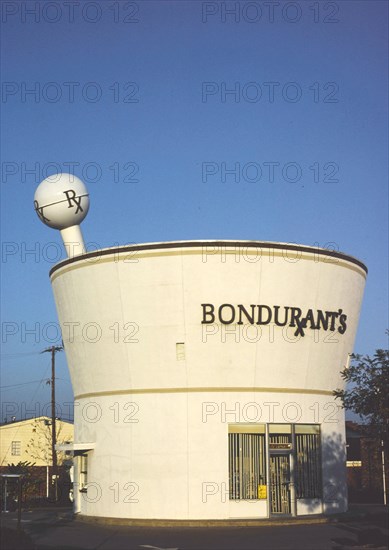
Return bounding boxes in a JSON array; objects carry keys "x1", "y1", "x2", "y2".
[{"x1": 0, "y1": 416, "x2": 73, "y2": 467}]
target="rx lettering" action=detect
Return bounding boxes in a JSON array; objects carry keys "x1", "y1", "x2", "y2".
[
  {"x1": 63, "y1": 189, "x2": 84, "y2": 213},
  {"x1": 34, "y1": 200, "x2": 50, "y2": 222}
]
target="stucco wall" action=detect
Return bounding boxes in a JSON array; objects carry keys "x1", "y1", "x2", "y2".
[{"x1": 50, "y1": 241, "x2": 366, "y2": 519}]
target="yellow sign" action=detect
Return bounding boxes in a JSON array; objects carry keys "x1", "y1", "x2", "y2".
[{"x1": 258, "y1": 485, "x2": 267, "y2": 499}]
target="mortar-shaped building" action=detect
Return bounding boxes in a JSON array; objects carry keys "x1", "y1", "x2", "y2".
[{"x1": 51, "y1": 239, "x2": 367, "y2": 520}]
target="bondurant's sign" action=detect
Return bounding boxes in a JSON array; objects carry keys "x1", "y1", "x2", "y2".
[{"x1": 201, "y1": 304, "x2": 347, "y2": 337}]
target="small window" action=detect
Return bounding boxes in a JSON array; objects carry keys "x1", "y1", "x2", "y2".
[
  {"x1": 176, "y1": 343, "x2": 185, "y2": 361},
  {"x1": 11, "y1": 441, "x2": 21, "y2": 456},
  {"x1": 79, "y1": 454, "x2": 88, "y2": 491}
]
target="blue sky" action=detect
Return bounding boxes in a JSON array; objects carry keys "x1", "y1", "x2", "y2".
[{"x1": 1, "y1": 0, "x2": 388, "y2": 420}]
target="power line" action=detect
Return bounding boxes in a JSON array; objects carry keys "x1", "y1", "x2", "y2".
[
  {"x1": 0, "y1": 351, "x2": 42, "y2": 359},
  {"x1": 0, "y1": 377, "x2": 69, "y2": 391},
  {"x1": 24, "y1": 360, "x2": 52, "y2": 411},
  {"x1": 0, "y1": 380, "x2": 50, "y2": 390}
]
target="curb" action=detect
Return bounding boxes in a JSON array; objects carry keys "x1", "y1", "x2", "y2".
[{"x1": 74, "y1": 513, "x2": 337, "y2": 528}]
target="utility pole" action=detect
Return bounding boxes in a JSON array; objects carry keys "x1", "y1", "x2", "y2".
[
  {"x1": 381, "y1": 440, "x2": 387, "y2": 506},
  {"x1": 42, "y1": 345, "x2": 63, "y2": 500}
]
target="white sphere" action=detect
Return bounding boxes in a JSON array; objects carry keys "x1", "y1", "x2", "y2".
[{"x1": 34, "y1": 173, "x2": 89, "y2": 230}]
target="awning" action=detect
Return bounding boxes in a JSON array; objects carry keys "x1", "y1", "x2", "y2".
[{"x1": 56, "y1": 442, "x2": 95, "y2": 454}]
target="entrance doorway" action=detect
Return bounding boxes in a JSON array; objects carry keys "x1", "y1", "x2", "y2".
[
  {"x1": 228, "y1": 423, "x2": 322, "y2": 516},
  {"x1": 270, "y1": 454, "x2": 291, "y2": 515}
]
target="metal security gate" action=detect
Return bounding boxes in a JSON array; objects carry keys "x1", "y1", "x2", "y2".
[
  {"x1": 228, "y1": 424, "x2": 322, "y2": 516},
  {"x1": 229, "y1": 433, "x2": 266, "y2": 500},
  {"x1": 270, "y1": 454, "x2": 291, "y2": 515}
]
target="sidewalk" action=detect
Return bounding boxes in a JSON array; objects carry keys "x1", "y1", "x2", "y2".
[{"x1": 1, "y1": 504, "x2": 388, "y2": 550}]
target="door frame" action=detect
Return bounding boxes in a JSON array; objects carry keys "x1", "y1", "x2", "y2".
[{"x1": 266, "y1": 424, "x2": 297, "y2": 517}]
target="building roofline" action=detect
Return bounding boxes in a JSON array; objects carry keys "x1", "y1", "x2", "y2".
[
  {"x1": 49, "y1": 239, "x2": 368, "y2": 277},
  {"x1": 0, "y1": 416, "x2": 73, "y2": 428}
]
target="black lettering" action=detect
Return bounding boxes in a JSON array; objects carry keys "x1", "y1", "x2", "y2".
[
  {"x1": 237, "y1": 304, "x2": 256, "y2": 325},
  {"x1": 201, "y1": 303, "x2": 215, "y2": 324},
  {"x1": 316, "y1": 309, "x2": 330, "y2": 331},
  {"x1": 201, "y1": 303, "x2": 348, "y2": 335},
  {"x1": 328, "y1": 311, "x2": 338, "y2": 331},
  {"x1": 274, "y1": 306, "x2": 289, "y2": 327},
  {"x1": 63, "y1": 189, "x2": 84, "y2": 213},
  {"x1": 289, "y1": 307, "x2": 302, "y2": 327},
  {"x1": 256, "y1": 305, "x2": 272, "y2": 325},
  {"x1": 34, "y1": 199, "x2": 50, "y2": 223},
  {"x1": 218, "y1": 304, "x2": 235, "y2": 324},
  {"x1": 338, "y1": 314, "x2": 347, "y2": 334},
  {"x1": 294, "y1": 316, "x2": 307, "y2": 337},
  {"x1": 304, "y1": 309, "x2": 318, "y2": 330}
]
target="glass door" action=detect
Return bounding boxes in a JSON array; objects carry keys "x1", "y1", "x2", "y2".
[{"x1": 270, "y1": 453, "x2": 291, "y2": 515}]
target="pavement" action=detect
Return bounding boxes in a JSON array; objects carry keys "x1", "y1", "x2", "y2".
[{"x1": 1, "y1": 504, "x2": 388, "y2": 550}]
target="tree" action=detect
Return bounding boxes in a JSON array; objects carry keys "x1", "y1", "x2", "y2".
[
  {"x1": 333, "y1": 348, "x2": 389, "y2": 444},
  {"x1": 25, "y1": 417, "x2": 66, "y2": 466}
]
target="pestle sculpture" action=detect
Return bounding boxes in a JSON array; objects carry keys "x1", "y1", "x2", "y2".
[{"x1": 34, "y1": 173, "x2": 89, "y2": 258}]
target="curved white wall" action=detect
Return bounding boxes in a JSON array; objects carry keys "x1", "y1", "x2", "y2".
[{"x1": 50, "y1": 241, "x2": 367, "y2": 519}]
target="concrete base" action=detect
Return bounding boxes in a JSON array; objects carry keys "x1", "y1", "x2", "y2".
[{"x1": 74, "y1": 513, "x2": 332, "y2": 527}]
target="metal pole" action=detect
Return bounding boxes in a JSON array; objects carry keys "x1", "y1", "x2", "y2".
[
  {"x1": 51, "y1": 346, "x2": 58, "y2": 501},
  {"x1": 4, "y1": 478, "x2": 7, "y2": 513},
  {"x1": 42, "y1": 345, "x2": 62, "y2": 501},
  {"x1": 17, "y1": 477, "x2": 22, "y2": 529},
  {"x1": 381, "y1": 440, "x2": 387, "y2": 506},
  {"x1": 51, "y1": 346, "x2": 57, "y2": 473}
]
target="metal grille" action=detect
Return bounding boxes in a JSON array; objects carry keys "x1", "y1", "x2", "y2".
[
  {"x1": 228, "y1": 433, "x2": 266, "y2": 500},
  {"x1": 295, "y1": 433, "x2": 321, "y2": 498},
  {"x1": 270, "y1": 454, "x2": 291, "y2": 514},
  {"x1": 269, "y1": 434, "x2": 291, "y2": 445}
]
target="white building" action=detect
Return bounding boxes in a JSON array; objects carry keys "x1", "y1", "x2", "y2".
[{"x1": 50, "y1": 240, "x2": 367, "y2": 521}]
